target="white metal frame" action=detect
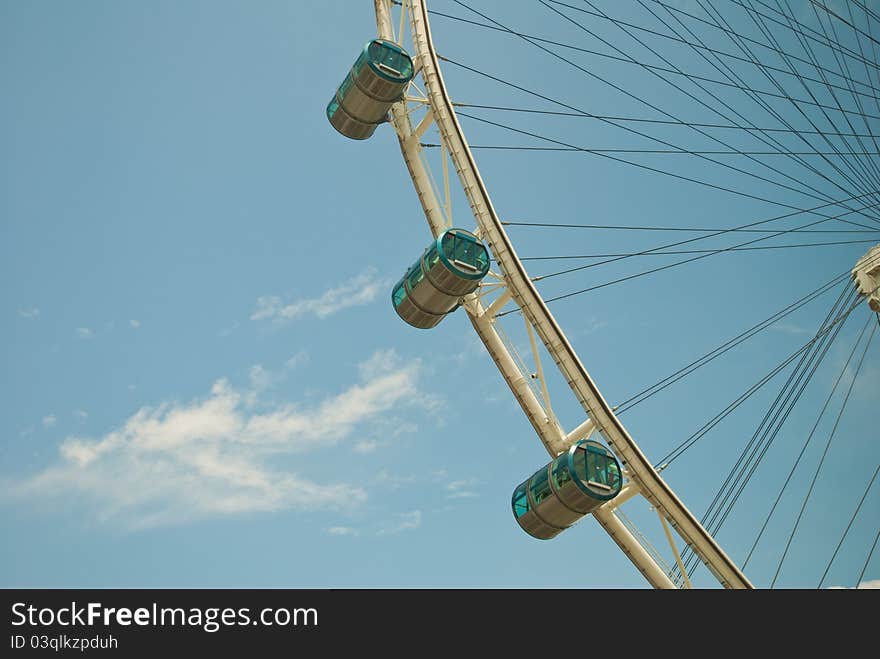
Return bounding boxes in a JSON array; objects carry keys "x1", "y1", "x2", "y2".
[{"x1": 373, "y1": 0, "x2": 753, "y2": 589}]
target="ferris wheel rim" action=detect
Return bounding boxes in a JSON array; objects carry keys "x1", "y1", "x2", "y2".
[{"x1": 373, "y1": 0, "x2": 753, "y2": 589}]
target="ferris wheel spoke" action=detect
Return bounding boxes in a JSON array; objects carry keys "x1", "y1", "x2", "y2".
[
  {"x1": 481, "y1": 286, "x2": 514, "y2": 318},
  {"x1": 657, "y1": 508, "x2": 693, "y2": 589},
  {"x1": 410, "y1": 106, "x2": 434, "y2": 138},
  {"x1": 523, "y1": 314, "x2": 560, "y2": 432},
  {"x1": 406, "y1": 77, "x2": 429, "y2": 101}
]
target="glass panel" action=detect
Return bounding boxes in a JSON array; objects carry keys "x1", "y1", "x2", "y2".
[
  {"x1": 368, "y1": 40, "x2": 413, "y2": 79},
  {"x1": 572, "y1": 447, "x2": 587, "y2": 483},
  {"x1": 392, "y1": 48, "x2": 413, "y2": 78},
  {"x1": 368, "y1": 41, "x2": 383, "y2": 64},
  {"x1": 551, "y1": 455, "x2": 571, "y2": 490},
  {"x1": 586, "y1": 451, "x2": 608, "y2": 486},
  {"x1": 392, "y1": 280, "x2": 407, "y2": 308},
  {"x1": 441, "y1": 232, "x2": 454, "y2": 260},
  {"x1": 453, "y1": 235, "x2": 469, "y2": 263},
  {"x1": 475, "y1": 245, "x2": 489, "y2": 271},
  {"x1": 407, "y1": 261, "x2": 425, "y2": 290},
  {"x1": 441, "y1": 232, "x2": 488, "y2": 272},
  {"x1": 607, "y1": 460, "x2": 621, "y2": 491},
  {"x1": 424, "y1": 244, "x2": 440, "y2": 272},
  {"x1": 529, "y1": 467, "x2": 552, "y2": 507},
  {"x1": 574, "y1": 444, "x2": 620, "y2": 492},
  {"x1": 512, "y1": 482, "x2": 529, "y2": 518}
]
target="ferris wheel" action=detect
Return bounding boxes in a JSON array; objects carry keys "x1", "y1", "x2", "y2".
[{"x1": 326, "y1": 0, "x2": 880, "y2": 589}]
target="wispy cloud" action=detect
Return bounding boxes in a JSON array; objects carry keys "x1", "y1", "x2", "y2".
[
  {"x1": 243, "y1": 350, "x2": 427, "y2": 448},
  {"x1": 8, "y1": 349, "x2": 428, "y2": 529},
  {"x1": 285, "y1": 350, "x2": 309, "y2": 370},
  {"x1": 248, "y1": 364, "x2": 274, "y2": 392},
  {"x1": 42, "y1": 414, "x2": 57, "y2": 429},
  {"x1": 445, "y1": 478, "x2": 480, "y2": 499},
  {"x1": 129, "y1": 319, "x2": 141, "y2": 329},
  {"x1": 75, "y1": 328, "x2": 94, "y2": 340},
  {"x1": 326, "y1": 526, "x2": 359, "y2": 537},
  {"x1": 854, "y1": 363, "x2": 879, "y2": 402},
  {"x1": 243, "y1": 354, "x2": 311, "y2": 406},
  {"x1": 371, "y1": 470, "x2": 417, "y2": 490},
  {"x1": 450, "y1": 333, "x2": 486, "y2": 366},
  {"x1": 251, "y1": 267, "x2": 386, "y2": 323},
  {"x1": 580, "y1": 317, "x2": 609, "y2": 337},
  {"x1": 18, "y1": 308, "x2": 40, "y2": 319},
  {"x1": 218, "y1": 322, "x2": 239, "y2": 338},
  {"x1": 771, "y1": 322, "x2": 809, "y2": 335},
  {"x1": 354, "y1": 440, "x2": 378, "y2": 453},
  {"x1": 829, "y1": 579, "x2": 880, "y2": 589},
  {"x1": 378, "y1": 510, "x2": 422, "y2": 535},
  {"x1": 74, "y1": 410, "x2": 88, "y2": 422},
  {"x1": 480, "y1": 389, "x2": 508, "y2": 404}
]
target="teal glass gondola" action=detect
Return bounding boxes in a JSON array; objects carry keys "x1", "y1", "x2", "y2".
[
  {"x1": 391, "y1": 228, "x2": 491, "y2": 329},
  {"x1": 511, "y1": 440, "x2": 622, "y2": 540},
  {"x1": 327, "y1": 39, "x2": 415, "y2": 140}
]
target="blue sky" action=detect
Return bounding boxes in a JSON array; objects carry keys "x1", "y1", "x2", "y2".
[{"x1": 2, "y1": 0, "x2": 878, "y2": 589}]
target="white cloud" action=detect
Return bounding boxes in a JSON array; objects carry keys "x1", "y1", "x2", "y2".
[
  {"x1": 130, "y1": 320, "x2": 140, "y2": 328},
  {"x1": 771, "y1": 323, "x2": 809, "y2": 335},
  {"x1": 248, "y1": 365, "x2": 273, "y2": 392},
  {"x1": 251, "y1": 267, "x2": 386, "y2": 323},
  {"x1": 42, "y1": 414, "x2": 57, "y2": 429},
  {"x1": 480, "y1": 390, "x2": 508, "y2": 404},
  {"x1": 251, "y1": 296, "x2": 281, "y2": 321},
  {"x1": 575, "y1": 317, "x2": 608, "y2": 338},
  {"x1": 10, "y1": 349, "x2": 428, "y2": 529},
  {"x1": 451, "y1": 333, "x2": 487, "y2": 366},
  {"x1": 243, "y1": 351, "x2": 429, "y2": 450},
  {"x1": 18, "y1": 308, "x2": 40, "y2": 319},
  {"x1": 285, "y1": 350, "x2": 309, "y2": 370},
  {"x1": 244, "y1": 356, "x2": 311, "y2": 406},
  {"x1": 75, "y1": 328, "x2": 94, "y2": 339},
  {"x1": 371, "y1": 470, "x2": 417, "y2": 490},
  {"x1": 74, "y1": 410, "x2": 88, "y2": 421},
  {"x1": 359, "y1": 349, "x2": 399, "y2": 379},
  {"x1": 379, "y1": 510, "x2": 422, "y2": 535},
  {"x1": 354, "y1": 440, "x2": 378, "y2": 453},
  {"x1": 829, "y1": 579, "x2": 880, "y2": 589},
  {"x1": 326, "y1": 526, "x2": 359, "y2": 537},
  {"x1": 218, "y1": 322, "x2": 239, "y2": 338},
  {"x1": 854, "y1": 363, "x2": 879, "y2": 402},
  {"x1": 446, "y1": 477, "x2": 480, "y2": 499}
]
